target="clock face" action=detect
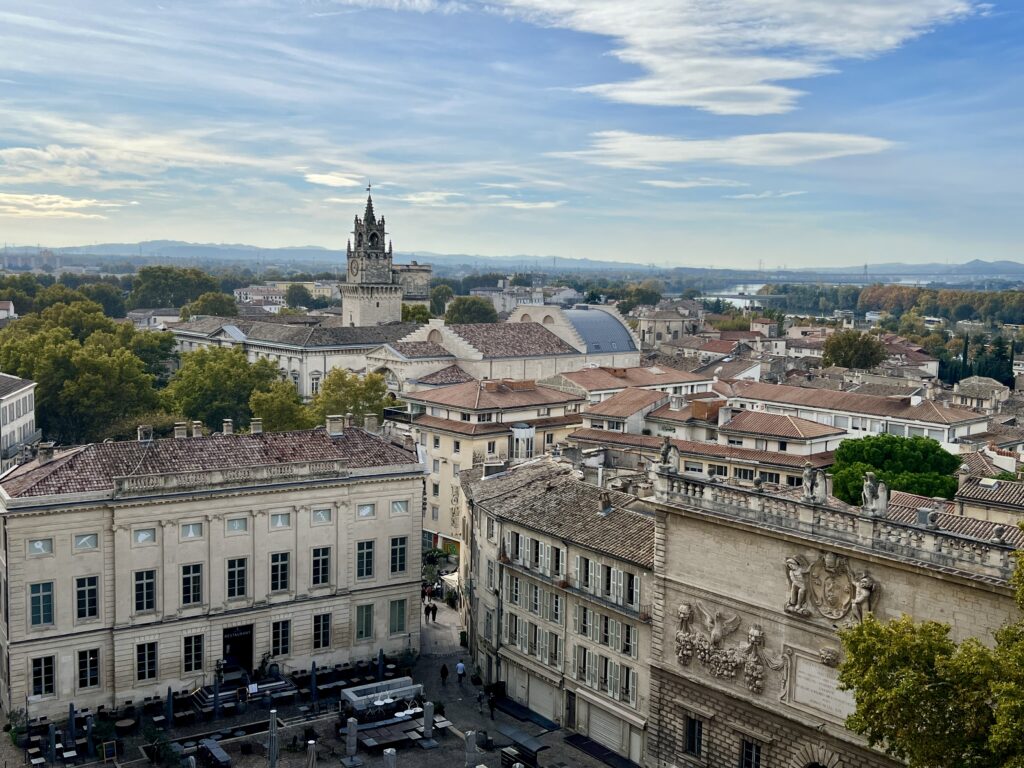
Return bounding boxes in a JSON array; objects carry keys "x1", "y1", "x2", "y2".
[{"x1": 349, "y1": 259, "x2": 360, "y2": 276}]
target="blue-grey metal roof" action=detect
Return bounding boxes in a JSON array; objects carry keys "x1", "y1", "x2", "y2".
[{"x1": 563, "y1": 308, "x2": 637, "y2": 353}]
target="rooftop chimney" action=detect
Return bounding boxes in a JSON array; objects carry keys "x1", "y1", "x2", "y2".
[
  {"x1": 364, "y1": 414, "x2": 379, "y2": 434},
  {"x1": 326, "y1": 414, "x2": 345, "y2": 436},
  {"x1": 137, "y1": 425, "x2": 153, "y2": 442},
  {"x1": 192, "y1": 420, "x2": 203, "y2": 438},
  {"x1": 250, "y1": 418, "x2": 263, "y2": 435},
  {"x1": 36, "y1": 442, "x2": 55, "y2": 465},
  {"x1": 174, "y1": 422, "x2": 188, "y2": 439},
  {"x1": 345, "y1": 412, "x2": 354, "y2": 428},
  {"x1": 598, "y1": 490, "x2": 614, "y2": 516},
  {"x1": 222, "y1": 419, "x2": 233, "y2": 435}
]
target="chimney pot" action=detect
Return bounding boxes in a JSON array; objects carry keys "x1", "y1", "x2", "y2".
[
  {"x1": 326, "y1": 414, "x2": 345, "y2": 436},
  {"x1": 191, "y1": 420, "x2": 203, "y2": 438},
  {"x1": 222, "y1": 418, "x2": 233, "y2": 435},
  {"x1": 137, "y1": 425, "x2": 153, "y2": 442},
  {"x1": 36, "y1": 442, "x2": 55, "y2": 465},
  {"x1": 250, "y1": 418, "x2": 263, "y2": 435},
  {"x1": 173, "y1": 422, "x2": 188, "y2": 439},
  {"x1": 345, "y1": 412, "x2": 354, "y2": 427},
  {"x1": 364, "y1": 414, "x2": 379, "y2": 434}
]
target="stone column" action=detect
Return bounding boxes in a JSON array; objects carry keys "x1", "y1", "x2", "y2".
[
  {"x1": 464, "y1": 730, "x2": 476, "y2": 766},
  {"x1": 422, "y1": 702, "x2": 434, "y2": 740}
]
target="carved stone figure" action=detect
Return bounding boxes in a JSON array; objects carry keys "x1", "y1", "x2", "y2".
[
  {"x1": 819, "y1": 647, "x2": 841, "y2": 667},
  {"x1": 813, "y1": 469, "x2": 828, "y2": 504},
  {"x1": 658, "y1": 435, "x2": 671, "y2": 466},
  {"x1": 853, "y1": 573, "x2": 878, "y2": 622},
  {"x1": 808, "y1": 552, "x2": 855, "y2": 620},
  {"x1": 861, "y1": 471, "x2": 878, "y2": 511},
  {"x1": 784, "y1": 556, "x2": 813, "y2": 617},
  {"x1": 874, "y1": 481, "x2": 889, "y2": 517},
  {"x1": 668, "y1": 445, "x2": 681, "y2": 473},
  {"x1": 801, "y1": 462, "x2": 815, "y2": 500},
  {"x1": 742, "y1": 624, "x2": 783, "y2": 694},
  {"x1": 675, "y1": 603, "x2": 695, "y2": 666},
  {"x1": 696, "y1": 601, "x2": 742, "y2": 646}
]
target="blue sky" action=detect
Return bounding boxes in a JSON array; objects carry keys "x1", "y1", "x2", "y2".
[{"x1": 0, "y1": 0, "x2": 1021, "y2": 267}]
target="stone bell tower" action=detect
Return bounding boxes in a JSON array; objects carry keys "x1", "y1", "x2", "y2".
[{"x1": 341, "y1": 190, "x2": 403, "y2": 326}]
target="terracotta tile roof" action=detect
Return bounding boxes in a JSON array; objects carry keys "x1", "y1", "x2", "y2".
[
  {"x1": 646, "y1": 403, "x2": 695, "y2": 424},
  {"x1": 955, "y1": 475, "x2": 1024, "y2": 510},
  {"x1": 415, "y1": 365, "x2": 475, "y2": 386},
  {"x1": 449, "y1": 323, "x2": 577, "y2": 357},
  {"x1": 1, "y1": 427, "x2": 418, "y2": 499},
  {"x1": 585, "y1": 388, "x2": 667, "y2": 418},
  {"x1": 691, "y1": 358, "x2": 761, "y2": 378},
  {"x1": 729, "y1": 381, "x2": 985, "y2": 425},
  {"x1": 887, "y1": 490, "x2": 1024, "y2": 547},
  {"x1": 960, "y1": 451, "x2": 1004, "y2": 478},
  {"x1": 0, "y1": 372, "x2": 34, "y2": 398},
  {"x1": 412, "y1": 412, "x2": 581, "y2": 437},
  {"x1": 699, "y1": 339, "x2": 736, "y2": 354},
  {"x1": 388, "y1": 341, "x2": 453, "y2": 359},
  {"x1": 718, "y1": 330, "x2": 763, "y2": 341},
  {"x1": 554, "y1": 366, "x2": 708, "y2": 392},
  {"x1": 955, "y1": 376, "x2": 1008, "y2": 398},
  {"x1": 568, "y1": 428, "x2": 834, "y2": 470},
  {"x1": 465, "y1": 458, "x2": 654, "y2": 568},
  {"x1": 719, "y1": 410, "x2": 845, "y2": 440},
  {"x1": 404, "y1": 380, "x2": 584, "y2": 410},
  {"x1": 172, "y1": 317, "x2": 420, "y2": 348}
]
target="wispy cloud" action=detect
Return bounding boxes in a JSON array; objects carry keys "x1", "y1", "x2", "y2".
[
  {"x1": 488, "y1": 1, "x2": 982, "y2": 114},
  {"x1": 554, "y1": 130, "x2": 894, "y2": 169},
  {"x1": 489, "y1": 199, "x2": 564, "y2": 210},
  {"x1": 399, "y1": 190, "x2": 464, "y2": 206},
  {"x1": 305, "y1": 172, "x2": 363, "y2": 187},
  {"x1": 642, "y1": 178, "x2": 749, "y2": 190},
  {"x1": 724, "y1": 190, "x2": 808, "y2": 199},
  {"x1": 0, "y1": 192, "x2": 130, "y2": 219}
]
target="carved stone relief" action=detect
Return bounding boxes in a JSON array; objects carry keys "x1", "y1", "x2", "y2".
[{"x1": 785, "y1": 552, "x2": 880, "y2": 623}]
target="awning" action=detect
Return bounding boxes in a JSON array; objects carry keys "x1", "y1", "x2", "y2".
[{"x1": 441, "y1": 572, "x2": 460, "y2": 589}]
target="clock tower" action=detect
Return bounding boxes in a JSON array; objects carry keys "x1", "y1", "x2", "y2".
[{"x1": 341, "y1": 191, "x2": 403, "y2": 326}]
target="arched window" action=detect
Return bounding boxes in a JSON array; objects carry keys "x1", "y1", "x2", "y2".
[
  {"x1": 542, "y1": 315, "x2": 554, "y2": 324},
  {"x1": 520, "y1": 313, "x2": 532, "y2": 323},
  {"x1": 428, "y1": 329, "x2": 443, "y2": 343}
]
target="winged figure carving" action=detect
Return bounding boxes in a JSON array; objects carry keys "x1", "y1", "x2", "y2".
[{"x1": 695, "y1": 601, "x2": 742, "y2": 646}]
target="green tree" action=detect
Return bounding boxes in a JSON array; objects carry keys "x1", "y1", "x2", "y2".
[
  {"x1": 830, "y1": 434, "x2": 961, "y2": 504},
  {"x1": 430, "y1": 285, "x2": 454, "y2": 316},
  {"x1": 249, "y1": 380, "x2": 316, "y2": 432},
  {"x1": 163, "y1": 347, "x2": 279, "y2": 429},
  {"x1": 444, "y1": 296, "x2": 498, "y2": 324},
  {"x1": 401, "y1": 303, "x2": 432, "y2": 323},
  {"x1": 822, "y1": 330, "x2": 887, "y2": 369},
  {"x1": 130, "y1": 266, "x2": 219, "y2": 308},
  {"x1": 308, "y1": 369, "x2": 389, "y2": 423},
  {"x1": 78, "y1": 283, "x2": 127, "y2": 317},
  {"x1": 180, "y1": 292, "x2": 238, "y2": 319},
  {"x1": 285, "y1": 284, "x2": 314, "y2": 309}
]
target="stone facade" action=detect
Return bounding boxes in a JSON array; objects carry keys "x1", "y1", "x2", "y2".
[{"x1": 644, "y1": 466, "x2": 1018, "y2": 768}]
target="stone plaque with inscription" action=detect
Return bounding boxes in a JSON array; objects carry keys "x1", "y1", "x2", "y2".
[{"x1": 792, "y1": 655, "x2": 855, "y2": 720}]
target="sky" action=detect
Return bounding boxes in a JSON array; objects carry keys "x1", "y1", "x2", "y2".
[{"x1": 0, "y1": 0, "x2": 1022, "y2": 268}]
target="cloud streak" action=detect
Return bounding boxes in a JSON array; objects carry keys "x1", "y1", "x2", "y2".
[
  {"x1": 642, "y1": 178, "x2": 749, "y2": 189},
  {"x1": 0, "y1": 192, "x2": 130, "y2": 219},
  {"x1": 724, "y1": 190, "x2": 807, "y2": 199}
]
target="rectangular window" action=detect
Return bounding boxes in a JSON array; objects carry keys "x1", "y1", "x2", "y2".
[
  {"x1": 311, "y1": 547, "x2": 331, "y2": 587},
  {"x1": 478, "y1": 413, "x2": 493, "y2": 423},
  {"x1": 227, "y1": 558, "x2": 247, "y2": 599},
  {"x1": 74, "y1": 533, "x2": 98, "y2": 551},
  {"x1": 134, "y1": 570, "x2": 156, "y2": 612},
  {"x1": 778, "y1": 440, "x2": 788, "y2": 452},
  {"x1": 29, "y1": 582, "x2": 53, "y2": 626},
  {"x1": 357, "y1": 541, "x2": 375, "y2": 579},
  {"x1": 28, "y1": 538, "x2": 53, "y2": 556},
  {"x1": 486, "y1": 560, "x2": 495, "y2": 590},
  {"x1": 709, "y1": 464, "x2": 728, "y2": 477},
  {"x1": 683, "y1": 460, "x2": 703, "y2": 473},
  {"x1": 484, "y1": 610, "x2": 494, "y2": 641},
  {"x1": 460, "y1": 412, "x2": 471, "y2": 421},
  {"x1": 432, "y1": 436, "x2": 440, "y2": 449},
  {"x1": 759, "y1": 471, "x2": 780, "y2": 484},
  {"x1": 181, "y1": 564, "x2": 203, "y2": 605},
  {"x1": 390, "y1": 500, "x2": 409, "y2": 516},
  {"x1": 740, "y1": 740, "x2": 762, "y2": 768},
  {"x1": 356, "y1": 604, "x2": 374, "y2": 641},
  {"x1": 684, "y1": 715, "x2": 702, "y2": 757},
  {"x1": 734, "y1": 467, "x2": 755, "y2": 481},
  {"x1": 487, "y1": 440, "x2": 496, "y2": 453},
  {"x1": 76, "y1": 576, "x2": 98, "y2": 620},
  {"x1": 270, "y1": 512, "x2": 291, "y2": 529},
  {"x1": 183, "y1": 634, "x2": 204, "y2": 673},
  {"x1": 136, "y1": 642, "x2": 157, "y2": 681},
  {"x1": 271, "y1": 619, "x2": 290, "y2": 656},
  {"x1": 313, "y1": 613, "x2": 332, "y2": 650},
  {"x1": 32, "y1": 656, "x2": 55, "y2": 696},
  {"x1": 78, "y1": 649, "x2": 99, "y2": 689},
  {"x1": 270, "y1": 552, "x2": 290, "y2": 592},
  {"x1": 226, "y1": 517, "x2": 248, "y2": 534},
  {"x1": 432, "y1": 483, "x2": 439, "y2": 498},
  {"x1": 432, "y1": 459, "x2": 440, "y2": 473},
  {"x1": 390, "y1": 537, "x2": 407, "y2": 574},
  {"x1": 431, "y1": 505, "x2": 439, "y2": 521},
  {"x1": 180, "y1": 522, "x2": 203, "y2": 540},
  {"x1": 312, "y1": 508, "x2": 332, "y2": 524},
  {"x1": 389, "y1": 599, "x2": 407, "y2": 635}
]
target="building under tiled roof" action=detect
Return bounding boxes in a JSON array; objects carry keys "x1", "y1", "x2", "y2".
[
  {"x1": 172, "y1": 317, "x2": 420, "y2": 348},
  {"x1": 887, "y1": 490, "x2": 1024, "y2": 547},
  {"x1": 464, "y1": 458, "x2": 654, "y2": 568},
  {"x1": 730, "y1": 381, "x2": 984, "y2": 425},
  {"x1": 547, "y1": 366, "x2": 708, "y2": 393},
  {"x1": 412, "y1": 413, "x2": 581, "y2": 437},
  {"x1": 568, "y1": 428, "x2": 834, "y2": 470},
  {"x1": 0, "y1": 372, "x2": 34, "y2": 398},
  {"x1": 388, "y1": 342, "x2": 453, "y2": 359},
  {"x1": 960, "y1": 450, "x2": 1006, "y2": 479},
  {"x1": 404, "y1": 379, "x2": 583, "y2": 410},
  {"x1": 718, "y1": 410, "x2": 845, "y2": 440},
  {"x1": 955, "y1": 475, "x2": 1024, "y2": 511},
  {"x1": 585, "y1": 387, "x2": 666, "y2": 418},
  {"x1": 414, "y1": 365, "x2": 476, "y2": 386},
  {"x1": 449, "y1": 323, "x2": 577, "y2": 358},
  {"x1": 1, "y1": 427, "x2": 417, "y2": 499}
]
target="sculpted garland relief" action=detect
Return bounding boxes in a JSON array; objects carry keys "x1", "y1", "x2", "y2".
[{"x1": 784, "y1": 552, "x2": 880, "y2": 622}]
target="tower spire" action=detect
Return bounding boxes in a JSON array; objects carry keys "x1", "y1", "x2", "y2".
[{"x1": 364, "y1": 182, "x2": 375, "y2": 225}]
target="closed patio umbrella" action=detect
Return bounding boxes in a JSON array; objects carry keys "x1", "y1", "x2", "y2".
[
  {"x1": 47, "y1": 723, "x2": 56, "y2": 764},
  {"x1": 267, "y1": 710, "x2": 278, "y2": 768},
  {"x1": 165, "y1": 686, "x2": 174, "y2": 724},
  {"x1": 310, "y1": 661, "x2": 318, "y2": 706},
  {"x1": 213, "y1": 674, "x2": 222, "y2": 720},
  {"x1": 67, "y1": 703, "x2": 77, "y2": 746},
  {"x1": 86, "y1": 716, "x2": 95, "y2": 758},
  {"x1": 305, "y1": 740, "x2": 317, "y2": 768}
]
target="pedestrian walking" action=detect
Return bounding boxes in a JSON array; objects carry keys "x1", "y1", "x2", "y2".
[
  {"x1": 430, "y1": 603, "x2": 438, "y2": 622},
  {"x1": 487, "y1": 691, "x2": 497, "y2": 720},
  {"x1": 424, "y1": 602, "x2": 431, "y2": 622},
  {"x1": 440, "y1": 663, "x2": 449, "y2": 687},
  {"x1": 476, "y1": 690, "x2": 485, "y2": 714},
  {"x1": 456, "y1": 660, "x2": 466, "y2": 687}
]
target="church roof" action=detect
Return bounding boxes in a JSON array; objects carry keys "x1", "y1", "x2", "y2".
[
  {"x1": 563, "y1": 308, "x2": 637, "y2": 353},
  {"x1": 449, "y1": 323, "x2": 578, "y2": 358}
]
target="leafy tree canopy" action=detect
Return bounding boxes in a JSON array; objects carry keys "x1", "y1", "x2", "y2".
[
  {"x1": 444, "y1": 296, "x2": 498, "y2": 324},
  {"x1": 830, "y1": 434, "x2": 961, "y2": 503},
  {"x1": 130, "y1": 266, "x2": 218, "y2": 309},
  {"x1": 308, "y1": 369, "x2": 390, "y2": 424},
  {"x1": 180, "y1": 291, "x2": 238, "y2": 319},
  {"x1": 78, "y1": 283, "x2": 127, "y2": 318},
  {"x1": 163, "y1": 347, "x2": 279, "y2": 429},
  {"x1": 285, "y1": 284, "x2": 314, "y2": 309},
  {"x1": 402, "y1": 303, "x2": 432, "y2": 323},
  {"x1": 430, "y1": 285, "x2": 454, "y2": 316},
  {"x1": 249, "y1": 380, "x2": 316, "y2": 432},
  {"x1": 823, "y1": 329, "x2": 887, "y2": 369}
]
